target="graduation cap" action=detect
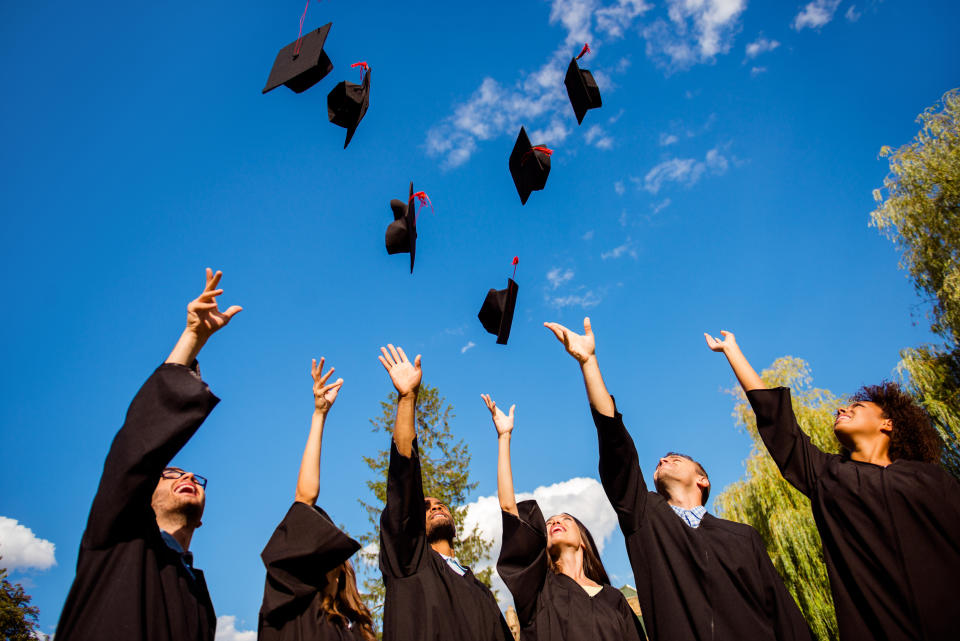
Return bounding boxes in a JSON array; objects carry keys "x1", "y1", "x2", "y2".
[
  {"x1": 262, "y1": 22, "x2": 333, "y2": 94},
  {"x1": 564, "y1": 43, "x2": 602, "y2": 124},
  {"x1": 478, "y1": 258, "x2": 520, "y2": 345},
  {"x1": 509, "y1": 127, "x2": 552, "y2": 205},
  {"x1": 385, "y1": 184, "x2": 432, "y2": 273},
  {"x1": 327, "y1": 62, "x2": 371, "y2": 148}
]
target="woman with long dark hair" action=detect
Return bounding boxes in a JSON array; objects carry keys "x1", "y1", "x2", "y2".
[
  {"x1": 258, "y1": 358, "x2": 376, "y2": 641},
  {"x1": 483, "y1": 394, "x2": 645, "y2": 641}
]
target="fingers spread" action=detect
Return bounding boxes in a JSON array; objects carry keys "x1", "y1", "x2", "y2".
[
  {"x1": 508, "y1": 404, "x2": 516, "y2": 418},
  {"x1": 379, "y1": 346, "x2": 395, "y2": 367},
  {"x1": 222, "y1": 306, "x2": 243, "y2": 319},
  {"x1": 378, "y1": 355, "x2": 392, "y2": 371},
  {"x1": 207, "y1": 270, "x2": 223, "y2": 291},
  {"x1": 397, "y1": 346, "x2": 409, "y2": 363},
  {"x1": 319, "y1": 366, "x2": 335, "y2": 385},
  {"x1": 414, "y1": 354, "x2": 422, "y2": 369},
  {"x1": 388, "y1": 344, "x2": 401, "y2": 364}
]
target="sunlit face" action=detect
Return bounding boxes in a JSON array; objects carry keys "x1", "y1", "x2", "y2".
[
  {"x1": 424, "y1": 497, "x2": 455, "y2": 538},
  {"x1": 545, "y1": 513, "x2": 582, "y2": 551},
  {"x1": 834, "y1": 401, "x2": 891, "y2": 448},
  {"x1": 653, "y1": 455, "x2": 708, "y2": 502},
  {"x1": 150, "y1": 467, "x2": 205, "y2": 524}
]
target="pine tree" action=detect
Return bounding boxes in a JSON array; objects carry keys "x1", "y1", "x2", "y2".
[
  {"x1": 356, "y1": 383, "x2": 495, "y2": 616},
  {"x1": 713, "y1": 357, "x2": 840, "y2": 641}
]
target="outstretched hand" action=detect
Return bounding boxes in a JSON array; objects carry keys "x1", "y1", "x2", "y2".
[
  {"x1": 544, "y1": 317, "x2": 596, "y2": 364},
  {"x1": 704, "y1": 330, "x2": 737, "y2": 353},
  {"x1": 378, "y1": 344, "x2": 422, "y2": 397},
  {"x1": 481, "y1": 394, "x2": 515, "y2": 437},
  {"x1": 186, "y1": 269, "x2": 243, "y2": 341},
  {"x1": 311, "y1": 357, "x2": 344, "y2": 413}
]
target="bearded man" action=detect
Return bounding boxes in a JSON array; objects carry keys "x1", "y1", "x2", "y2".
[
  {"x1": 376, "y1": 344, "x2": 512, "y2": 641},
  {"x1": 55, "y1": 269, "x2": 241, "y2": 641}
]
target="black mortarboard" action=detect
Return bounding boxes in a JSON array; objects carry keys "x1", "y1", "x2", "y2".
[
  {"x1": 262, "y1": 23, "x2": 333, "y2": 94},
  {"x1": 509, "y1": 127, "x2": 552, "y2": 205},
  {"x1": 385, "y1": 182, "x2": 417, "y2": 273},
  {"x1": 327, "y1": 65, "x2": 370, "y2": 148},
  {"x1": 564, "y1": 47, "x2": 602, "y2": 124},
  {"x1": 478, "y1": 278, "x2": 519, "y2": 345}
]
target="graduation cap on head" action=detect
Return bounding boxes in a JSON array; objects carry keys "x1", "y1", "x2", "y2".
[
  {"x1": 478, "y1": 258, "x2": 520, "y2": 345},
  {"x1": 262, "y1": 22, "x2": 333, "y2": 94},
  {"x1": 328, "y1": 62, "x2": 371, "y2": 149},
  {"x1": 564, "y1": 43, "x2": 602, "y2": 124},
  {"x1": 509, "y1": 127, "x2": 552, "y2": 205}
]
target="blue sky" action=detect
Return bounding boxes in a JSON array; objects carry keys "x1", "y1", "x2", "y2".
[{"x1": 1, "y1": 0, "x2": 958, "y2": 637}]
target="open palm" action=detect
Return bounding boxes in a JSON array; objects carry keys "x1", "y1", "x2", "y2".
[
  {"x1": 481, "y1": 394, "x2": 515, "y2": 436},
  {"x1": 311, "y1": 357, "x2": 343, "y2": 412},
  {"x1": 186, "y1": 268, "x2": 242, "y2": 340},
  {"x1": 544, "y1": 317, "x2": 596, "y2": 363},
  {"x1": 378, "y1": 344, "x2": 422, "y2": 396}
]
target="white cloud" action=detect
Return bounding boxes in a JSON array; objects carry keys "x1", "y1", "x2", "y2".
[
  {"x1": 549, "y1": 290, "x2": 603, "y2": 309},
  {"x1": 659, "y1": 133, "x2": 679, "y2": 146},
  {"x1": 584, "y1": 125, "x2": 614, "y2": 149},
  {"x1": 614, "y1": 180, "x2": 625, "y2": 196},
  {"x1": 643, "y1": 146, "x2": 730, "y2": 193},
  {"x1": 0, "y1": 517, "x2": 56, "y2": 571},
  {"x1": 845, "y1": 5, "x2": 861, "y2": 22},
  {"x1": 651, "y1": 198, "x2": 672, "y2": 214},
  {"x1": 546, "y1": 267, "x2": 575, "y2": 289},
  {"x1": 215, "y1": 616, "x2": 256, "y2": 641},
  {"x1": 596, "y1": 0, "x2": 654, "y2": 38},
  {"x1": 750, "y1": 66, "x2": 767, "y2": 76},
  {"x1": 792, "y1": 0, "x2": 842, "y2": 30},
  {"x1": 745, "y1": 35, "x2": 780, "y2": 58},
  {"x1": 644, "y1": 0, "x2": 748, "y2": 71},
  {"x1": 461, "y1": 477, "x2": 619, "y2": 604},
  {"x1": 582, "y1": 229, "x2": 596, "y2": 240},
  {"x1": 601, "y1": 239, "x2": 637, "y2": 260},
  {"x1": 461, "y1": 341, "x2": 476, "y2": 354}
]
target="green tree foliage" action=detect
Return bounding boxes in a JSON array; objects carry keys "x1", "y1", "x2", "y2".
[
  {"x1": 871, "y1": 88, "x2": 960, "y2": 477},
  {"x1": 714, "y1": 358, "x2": 840, "y2": 641},
  {"x1": 0, "y1": 559, "x2": 45, "y2": 641},
  {"x1": 357, "y1": 383, "x2": 495, "y2": 614}
]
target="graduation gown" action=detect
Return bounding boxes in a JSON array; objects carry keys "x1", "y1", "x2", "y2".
[
  {"x1": 259, "y1": 502, "x2": 367, "y2": 641},
  {"x1": 497, "y1": 500, "x2": 646, "y2": 641},
  {"x1": 55, "y1": 363, "x2": 219, "y2": 641},
  {"x1": 748, "y1": 387, "x2": 960, "y2": 641},
  {"x1": 592, "y1": 401, "x2": 813, "y2": 641},
  {"x1": 379, "y1": 438, "x2": 513, "y2": 641}
]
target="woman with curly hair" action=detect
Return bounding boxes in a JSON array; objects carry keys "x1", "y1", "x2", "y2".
[
  {"x1": 706, "y1": 330, "x2": 960, "y2": 641},
  {"x1": 483, "y1": 393, "x2": 645, "y2": 641},
  {"x1": 258, "y1": 358, "x2": 376, "y2": 641}
]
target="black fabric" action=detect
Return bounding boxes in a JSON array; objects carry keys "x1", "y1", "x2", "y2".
[
  {"x1": 748, "y1": 387, "x2": 960, "y2": 641},
  {"x1": 55, "y1": 363, "x2": 220, "y2": 641},
  {"x1": 509, "y1": 126, "x2": 551, "y2": 205},
  {"x1": 379, "y1": 438, "x2": 512, "y2": 641},
  {"x1": 384, "y1": 182, "x2": 416, "y2": 273},
  {"x1": 592, "y1": 401, "x2": 812, "y2": 641},
  {"x1": 326, "y1": 70, "x2": 370, "y2": 149},
  {"x1": 478, "y1": 278, "x2": 519, "y2": 345},
  {"x1": 259, "y1": 502, "x2": 365, "y2": 641},
  {"x1": 564, "y1": 57, "x2": 602, "y2": 124},
  {"x1": 497, "y1": 500, "x2": 646, "y2": 641},
  {"x1": 262, "y1": 23, "x2": 334, "y2": 94}
]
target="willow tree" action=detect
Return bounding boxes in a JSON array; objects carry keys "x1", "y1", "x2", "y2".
[
  {"x1": 714, "y1": 357, "x2": 840, "y2": 641},
  {"x1": 871, "y1": 88, "x2": 960, "y2": 478},
  {"x1": 357, "y1": 383, "x2": 494, "y2": 615}
]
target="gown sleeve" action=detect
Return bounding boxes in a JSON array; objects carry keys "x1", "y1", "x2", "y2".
[
  {"x1": 260, "y1": 502, "x2": 362, "y2": 624},
  {"x1": 379, "y1": 438, "x2": 427, "y2": 579},
  {"x1": 83, "y1": 362, "x2": 220, "y2": 549},
  {"x1": 592, "y1": 398, "x2": 648, "y2": 537},
  {"x1": 747, "y1": 387, "x2": 833, "y2": 497},
  {"x1": 497, "y1": 500, "x2": 549, "y2": 627}
]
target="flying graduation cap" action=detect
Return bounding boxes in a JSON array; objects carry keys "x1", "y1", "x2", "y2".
[
  {"x1": 328, "y1": 62, "x2": 370, "y2": 148},
  {"x1": 385, "y1": 184, "x2": 432, "y2": 273},
  {"x1": 509, "y1": 127, "x2": 552, "y2": 205},
  {"x1": 262, "y1": 22, "x2": 334, "y2": 94},
  {"x1": 478, "y1": 258, "x2": 520, "y2": 345},
  {"x1": 564, "y1": 43, "x2": 602, "y2": 124}
]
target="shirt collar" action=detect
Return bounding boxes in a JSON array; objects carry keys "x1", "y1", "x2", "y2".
[
  {"x1": 669, "y1": 504, "x2": 707, "y2": 528},
  {"x1": 160, "y1": 529, "x2": 197, "y2": 580}
]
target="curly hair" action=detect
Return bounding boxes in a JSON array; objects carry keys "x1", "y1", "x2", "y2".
[{"x1": 850, "y1": 381, "x2": 942, "y2": 464}]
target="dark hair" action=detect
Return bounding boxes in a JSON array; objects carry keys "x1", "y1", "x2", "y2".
[
  {"x1": 660, "y1": 452, "x2": 710, "y2": 505},
  {"x1": 320, "y1": 560, "x2": 376, "y2": 641},
  {"x1": 547, "y1": 514, "x2": 611, "y2": 586},
  {"x1": 850, "y1": 382, "x2": 942, "y2": 464}
]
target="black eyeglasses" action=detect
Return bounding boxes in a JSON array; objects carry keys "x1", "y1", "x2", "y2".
[{"x1": 161, "y1": 468, "x2": 208, "y2": 489}]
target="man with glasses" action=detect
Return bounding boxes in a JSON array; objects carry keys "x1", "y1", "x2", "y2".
[{"x1": 55, "y1": 269, "x2": 241, "y2": 641}]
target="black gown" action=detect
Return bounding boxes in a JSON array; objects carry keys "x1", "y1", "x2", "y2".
[
  {"x1": 497, "y1": 500, "x2": 646, "y2": 641},
  {"x1": 592, "y1": 401, "x2": 813, "y2": 641},
  {"x1": 258, "y1": 501, "x2": 367, "y2": 641},
  {"x1": 55, "y1": 363, "x2": 219, "y2": 641},
  {"x1": 379, "y1": 438, "x2": 513, "y2": 641},
  {"x1": 748, "y1": 387, "x2": 960, "y2": 641}
]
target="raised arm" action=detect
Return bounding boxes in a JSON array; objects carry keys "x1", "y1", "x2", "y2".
[
  {"x1": 294, "y1": 358, "x2": 344, "y2": 505},
  {"x1": 704, "y1": 331, "x2": 764, "y2": 392},
  {"x1": 378, "y1": 344, "x2": 422, "y2": 457},
  {"x1": 482, "y1": 394, "x2": 518, "y2": 516},
  {"x1": 166, "y1": 268, "x2": 242, "y2": 366},
  {"x1": 544, "y1": 317, "x2": 615, "y2": 416}
]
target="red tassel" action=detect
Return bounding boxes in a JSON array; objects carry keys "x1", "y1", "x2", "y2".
[
  {"x1": 576, "y1": 43, "x2": 591, "y2": 60},
  {"x1": 512, "y1": 256, "x2": 519, "y2": 279},
  {"x1": 293, "y1": 0, "x2": 310, "y2": 56},
  {"x1": 351, "y1": 61, "x2": 369, "y2": 82},
  {"x1": 411, "y1": 191, "x2": 435, "y2": 221},
  {"x1": 521, "y1": 146, "x2": 553, "y2": 166}
]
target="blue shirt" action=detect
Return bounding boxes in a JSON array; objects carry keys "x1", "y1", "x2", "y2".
[
  {"x1": 160, "y1": 529, "x2": 197, "y2": 580},
  {"x1": 669, "y1": 504, "x2": 707, "y2": 528}
]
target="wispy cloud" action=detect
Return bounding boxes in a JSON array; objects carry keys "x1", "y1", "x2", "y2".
[
  {"x1": 792, "y1": 0, "x2": 842, "y2": 30},
  {"x1": 549, "y1": 290, "x2": 603, "y2": 308},
  {"x1": 601, "y1": 238, "x2": 637, "y2": 260},
  {"x1": 546, "y1": 267, "x2": 576, "y2": 289},
  {"x1": 0, "y1": 517, "x2": 56, "y2": 571},
  {"x1": 584, "y1": 124, "x2": 615, "y2": 149},
  {"x1": 582, "y1": 229, "x2": 595, "y2": 240},
  {"x1": 651, "y1": 198, "x2": 672, "y2": 214},
  {"x1": 642, "y1": 146, "x2": 730, "y2": 194},
  {"x1": 845, "y1": 5, "x2": 861, "y2": 22},
  {"x1": 659, "y1": 133, "x2": 679, "y2": 146},
  {"x1": 745, "y1": 35, "x2": 780, "y2": 59},
  {"x1": 643, "y1": 0, "x2": 748, "y2": 72},
  {"x1": 215, "y1": 616, "x2": 256, "y2": 641},
  {"x1": 614, "y1": 180, "x2": 625, "y2": 195},
  {"x1": 461, "y1": 341, "x2": 476, "y2": 354},
  {"x1": 750, "y1": 66, "x2": 767, "y2": 76}
]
